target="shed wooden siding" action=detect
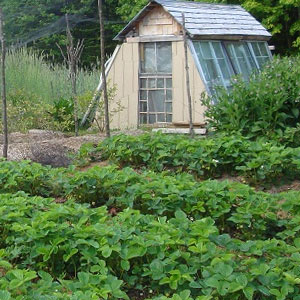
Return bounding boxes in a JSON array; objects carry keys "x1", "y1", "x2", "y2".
[
  {"x1": 137, "y1": 6, "x2": 181, "y2": 36},
  {"x1": 107, "y1": 42, "x2": 139, "y2": 129},
  {"x1": 172, "y1": 40, "x2": 206, "y2": 124}
]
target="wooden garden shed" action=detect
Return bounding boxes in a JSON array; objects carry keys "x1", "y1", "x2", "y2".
[{"x1": 95, "y1": 0, "x2": 272, "y2": 129}]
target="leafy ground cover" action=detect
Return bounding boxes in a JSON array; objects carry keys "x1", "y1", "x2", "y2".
[
  {"x1": 77, "y1": 132, "x2": 300, "y2": 184},
  {"x1": 1, "y1": 133, "x2": 300, "y2": 299},
  {"x1": 1, "y1": 191, "x2": 300, "y2": 299}
]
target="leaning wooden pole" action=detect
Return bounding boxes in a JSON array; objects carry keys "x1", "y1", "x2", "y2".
[
  {"x1": 0, "y1": 8, "x2": 8, "y2": 158},
  {"x1": 182, "y1": 13, "x2": 194, "y2": 138},
  {"x1": 98, "y1": 0, "x2": 110, "y2": 138}
]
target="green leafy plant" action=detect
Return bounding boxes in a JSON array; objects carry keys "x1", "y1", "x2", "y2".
[{"x1": 201, "y1": 55, "x2": 300, "y2": 138}]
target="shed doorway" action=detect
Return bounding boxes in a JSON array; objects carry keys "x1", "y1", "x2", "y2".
[{"x1": 139, "y1": 42, "x2": 173, "y2": 125}]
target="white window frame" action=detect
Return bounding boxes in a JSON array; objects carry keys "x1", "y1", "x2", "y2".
[
  {"x1": 190, "y1": 40, "x2": 272, "y2": 95},
  {"x1": 139, "y1": 42, "x2": 173, "y2": 125}
]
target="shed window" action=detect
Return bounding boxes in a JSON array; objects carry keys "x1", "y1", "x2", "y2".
[
  {"x1": 248, "y1": 42, "x2": 271, "y2": 69},
  {"x1": 193, "y1": 41, "x2": 233, "y2": 93},
  {"x1": 141, "y1": 42, "x2": 172, "y2": 74},
  {"x1": 224, "y1": 42, "x2": 256, "y2": 81},
  {"x1": 192, "y1": 40, "x2": 271, "y2": 94},
  {"x1": 139, "y1": 42, "x2": 172, "y2": 125}
]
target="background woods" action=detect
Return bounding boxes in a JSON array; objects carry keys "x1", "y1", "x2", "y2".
[{"x1": 0, "y1": 0, "x2": 298, "y2": 69}]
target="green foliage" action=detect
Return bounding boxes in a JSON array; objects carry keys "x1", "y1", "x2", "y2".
[
  {"x1": 1, "y1": 130, "x2": 300, "y2": 298},
  {"x1": 49, "y1": 97, "x2": 75, "y2": 132},
  {"x1": 86, "y1": 132, "x2": 300, "y2": 183},
  {"x1": 0, "y1": 189, "x2": 300, "y2": 299},
  {"x1": 202, "y1": 56, "x2": 300, "y2": 137},
  {"x1": 0, "y1": 49, "x2": 99, "y2": 132},
  {"x1": 0, "y1": 89, "x2": 53, "y2": 133},
  {"x1": 0, "y1": 158, "x2": 298, "y2": 241},
  {"x1": 5, "y1": 48, "x2": 98, "y2": 104}
]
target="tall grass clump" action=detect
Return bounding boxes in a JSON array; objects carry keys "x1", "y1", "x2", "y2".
[
  {"x1": 0, "y1": 48, "x2": 100, "y2": 132},
  {"x1": 202, "y1": 55, "x2": 300, "y2": 139},
  {"x1": 5, "y1": 48, "x2": 99, "y2": 104}
]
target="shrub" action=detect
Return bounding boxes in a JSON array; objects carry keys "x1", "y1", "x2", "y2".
[{"x1": 201, "y1": 55, "x2": 300, "y2": 137}]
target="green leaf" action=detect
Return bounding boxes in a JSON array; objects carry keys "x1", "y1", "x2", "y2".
[
  {"x1": 243, "y1": 286, "x2": 254, "y2": 300},
  {"x1": 236, "y1": 274, "x2": 248, "y2": 287},
  {"x1": 215, "y1": 262, "x2": 233, "y2": 277},
  {"x1": 0, "y1": 260, "x2": 12, "y2": 270},
  {"x1": 179, "y1": 290, "x2": 191, "y2": 300},
  {"x1": 292, "y1": 108, "x2": 299, "y2": 118},
  {"x1": 0, "y1": 291, "x2": 11, "y2": 300},
  {"x1": 78, "y1": 272, "x2": 90, "y2": 286},
  {"x1": 205, "y1": 277, "x2": 220, "y2": 289},
  {"x1": 294, "y1": 238, "x2": 300, "y2": 248},
  {"x1": 102, "y1": 246, "x2": 112, "y2": 258},
  {"x1": 63, "y1": 248, "x2": 78, "y2": 262},
  {"x1": 121, "y1": 260, "x2": 130, "y2": 271}
]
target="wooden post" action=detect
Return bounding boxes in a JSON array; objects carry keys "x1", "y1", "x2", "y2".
[
  {"x1": 182, "y1": 13, "x2": 194, "y2": 138},
  {"x1": 98, "y1": 0, "x2": 110, "y2": 138},
  {"x1": 65, "y1": 14, "x2": 79, "y2": 136},
  {"x1": 0, "y1": 8, "x2": 8, "y2": 158}
]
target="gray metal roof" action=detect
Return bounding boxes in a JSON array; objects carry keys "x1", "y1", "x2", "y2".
[{"x1": 114, "y1": 0, "x2": 271, "y2": 40}]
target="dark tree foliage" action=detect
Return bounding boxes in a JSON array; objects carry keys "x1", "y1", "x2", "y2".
[{"x1": 0, "y1": 0, "x2": 298, "y2": 67}]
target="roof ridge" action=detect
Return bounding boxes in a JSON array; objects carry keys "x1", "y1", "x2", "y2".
[
  {"x1": 153, "y1": 0, "x2": 243, "y2": 8},
  {"x1": 114, "y1": 0, "x2": 271, "y2": 41}
]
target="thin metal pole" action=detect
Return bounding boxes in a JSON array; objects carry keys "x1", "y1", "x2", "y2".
[
  {"x1": 182, "y1": 13, "x2": 194, "y2": 138},
  {"x1": 98, "y1": 0, "x2": 110, "y2": 138},
  {"x1": 0, "y1": 8, "x2": 8, "y2": 158}
]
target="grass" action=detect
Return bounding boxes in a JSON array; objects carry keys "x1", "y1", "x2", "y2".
[{"x1": 5, "y1": 48, "x2": 100, "y2": 104}]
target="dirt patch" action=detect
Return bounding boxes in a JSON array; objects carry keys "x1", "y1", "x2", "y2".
[
  {"x1": 1, "y1": 131, "x2": 105, "y2": 167},
  {"x1": 78, "y1": 160, "x2": 110, "y2": 172},
  {"x1": 266, "y1": 180, "x2": 300, "y2": 194},
  {"x1": 0, "y1": 129, "x2": 143, "y2": 167}
]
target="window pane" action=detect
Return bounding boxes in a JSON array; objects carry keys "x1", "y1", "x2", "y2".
[
  {"x1": 166, "y1": 89, "x2": 172, "y2": 101},
  {"x1": 148, "y1": 78, "x2": 156, "y2": 88},
  {"x1": 249, "y1": 42, "x2": 270, "y2": 69},
  {"x1": 225, "y1": 42, "x2": 256, "y2": 81},
  {"x1": 140, "y1": 90, "x2": 147, "y2": 100},
  {"x1": 212, "y1": 42, "x2": 223, "y2": 59},
  {"x1": 140, "y1": 114, "x2": 147, "y2": 124},
  {"x1": 252, "y1": 42, "x2": 260, "y2": 56},
  {"x1": 157, "y1": 42, "x2": 172, "y2": 73},
  {"x1": 140, "y1": 101, "x2": 147, "y2": 112},
  {"x1": 258, "y1": 42, "x2": 269, "y2": 56},
  {"x1": 199, "y1": 42, "x2": 213, "y2": 59},
  {"x1": 166, "y1": 114, "x2": 172, "y2": 122},
  {"x1": 166, "y1": 102, "x2": 172, "y2": 113},
  {"x1": 149, "y1": 114, "x2": 156, "y2": 124},
  {"x1": 166, "y1": 78, "x2": 172, "y2": 88},
  {"x1": 142, "y1": 43, "x2": 156, "y2": 73},
  {"x1": 149, "y1": 90, "x2": 165, "y2": 112},
  {"x1": 157, "y1": 78, "x2": 164, "y2": 88},
  {"x1": 140, "y1": 78, "x2": 147, "y2": 88},
  {"x1": 157, "y1": 113, "x2": 166, "y2": 122}
]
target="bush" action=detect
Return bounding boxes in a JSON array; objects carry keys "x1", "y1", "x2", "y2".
[
  {"x1": 201, "y1": 55, "x2": 300, "y2": 137},
  {"x1": 0, "y1": 89, "x2": 53, "y2": 132}
]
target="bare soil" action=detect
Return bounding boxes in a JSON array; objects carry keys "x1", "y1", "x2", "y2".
[{"x1": 0, "y1": 129, "x2": 143, "y2": 167}]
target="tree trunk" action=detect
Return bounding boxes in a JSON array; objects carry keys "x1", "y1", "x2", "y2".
[
  {"x1": 0, "y1": 8, "x2": 8, "y2": 158},
  {"x1": 98, "y1": 0, "x2": 110, "y2": 138},
  {"x1": 182, "y1": 13, "x2": 194, "y2": 138}
]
